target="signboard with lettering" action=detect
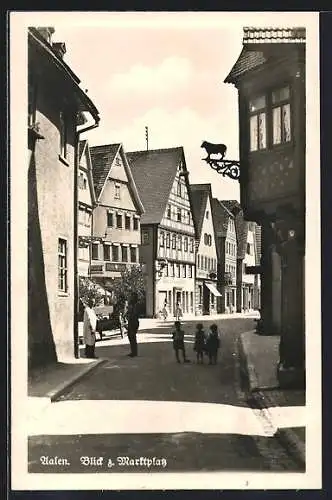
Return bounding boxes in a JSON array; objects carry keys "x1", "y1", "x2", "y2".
[{"x1": 105, "y1": 263, "x2": 127, "y2": 272}]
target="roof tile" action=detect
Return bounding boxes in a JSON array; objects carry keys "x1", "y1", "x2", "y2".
[{"x1": 89, "y1": 144, "x2": 121, "y2": 199}]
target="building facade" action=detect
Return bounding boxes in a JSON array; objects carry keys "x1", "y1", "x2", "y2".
[
  {"x1": 128, "y1": 148, "x2": 196, "y2": 318},
  {"x1": 225, "y1": 27, "x2": 305, "y2": 386},
  {"x1": 189, "y1": 184, "x2": 219, "y2": 315},
  {"x1": 88, "y1": 143, "x2": 144, "y2": 291},
  {"x1": 211, "y1": 199, "x2": 237, "y2": 313},
  {"x1": 28, "y1": 27, "x2": 99, "y2": 369},
  {"x1": 77, "y1": 140, "x2": 96, "y2": 278}
]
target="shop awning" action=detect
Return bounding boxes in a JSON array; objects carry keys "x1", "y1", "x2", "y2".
[{"x1": 205, "y1": 282, "x2": 222, "y2": 297}]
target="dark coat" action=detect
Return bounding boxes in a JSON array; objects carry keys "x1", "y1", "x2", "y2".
[
  {"x1": 194, "y1": 330, "x2": 205, "y2": 352},
  {"x1": 172, "y1": 329, "x2": 185, "y2": 350},
  {"x1": 206, "y1": 331, "x2": 220, "y2": 353}
]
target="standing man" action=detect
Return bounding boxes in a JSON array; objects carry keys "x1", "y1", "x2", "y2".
[
  {"x1": 127, "y1": 292, "x2": 140, "y2": 357},
  {"x1": 83, "y1": 297, "x2": 98, "y2": 359}
]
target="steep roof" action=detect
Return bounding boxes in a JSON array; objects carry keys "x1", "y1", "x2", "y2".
[
  {"x1": 224, "y1": 26, "x2": 306, "y2": 85},
  {"x1": 127, "y1": 147, "x2": 185, "y2": 225},
  {"x1": 89, "y1": 143, "x2": 121, "y2": 199},
  {"x1": 89, "y1": 143, "x2": 144, "y2": 214},
  {"x1": 190, "y1": 184, "x2": 212, "y2": 239},
  {"x1": 211, "y1": 199, "x2": 232, "y2": 239}
]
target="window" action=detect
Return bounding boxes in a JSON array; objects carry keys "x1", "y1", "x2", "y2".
[
  {"x1": 197, "y1": 254, "x2": 200, "y2": 268},
  {"x1": 166, "y1": 232, "x2": 170, "y2": 248},
  {"x1": 182, "y1": 264, "x2": 186, "y2": 278},
  {"x1": 160, "y1": 231, "x2": 165, "y2": 247},
  {"x1": 103, "y1": 244, "x2": 110, "y2": 261},
  {"x1": 176, "y1": 264, "x2": 181, "y2": 278},
  {"x1": 177, "y1": 235, "x2": 182, "y2": 251},
  {"x1": 58, "y1": 239, "x2": 67, "y2": 292},
  {"x1": 122, "y1": 246, "x2": 128, "y2": 262},
  {"x1": 142, "y1": 231, "x2": 149, "y2": 245},
  {"x1": 206, "y1": 211, "x2": 209, "y2": 219},
  {"x1": 188, "y1": 265, "x2": 192, "y2": 278},
  {"x1": 107, "y1": 212, "x2": 114, "y2": 227},
  {"x1": 130, "y1": 247, "x2": 137, "y2": 263},
  {"x1": 247, "y1": 243, "x2": 251, "y2": 255},
  {"x1": 125, "y1": 215, "x2": 131, "y2": 230},
  {"x1": 112, "y1": 245, "x2": 119, "y2": 262},
  {"x1": 190, "y1": 239, "x2": 194, "y2": 253},
  {"x1": 184, "y1": 237, "x2": 188, "y2": 252},
  {"x1": 167, "y1": 205, "x2": 171, "y2": 219},
  {"x1": 170, "y1": 263, "x2": 175, "y2": 277},
  {"x1": 208, "y1": 235, "x2": 212, "y2": 246},
  {"x1": 172, "y1": 234, "x2": 177, "y2": 249},
  {"x1": 83, "y1": 178, "x2": 87, "y2": 189},
  {"x1": 133, "y1": 217, "x2": 139, "y2": 231},
  {"x1": 272, "y1": 86, "x2": 291, "y2": 145},
  {"x1": 92, "y1": 243, "x2": 99, "y2": 260},
  {"x1": 177, "y1": 180, "x2": 182, "y2": 197},
  {"x1": 205, "y1": 256, "x2": 208, "y2": 270},
  {"x1": 249, "y1": 95, "x2": 267, "y2": 151},
  {"x1": 59, "y1": 111, "x2": 68, "y2": 158},
  {"x1": 114, "y1": 184, "x2": 120, "y2": 200},
  {"x1": 116, "y1": 214, "x2": 122, "y2": 228},
  {"x1": 204, "y1": 233, "x2": 207, "y2": 245},
  {"x1": 177, "y1": 208, "x2": 182, "y2": 222}
]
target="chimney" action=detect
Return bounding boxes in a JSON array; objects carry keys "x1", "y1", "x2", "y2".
[
  {"x1": 36, "y1": 27, "x2": 55, "y2": 44},
  {"x1": 52, "y1": 42, "x2": 67, "y2": 59}
]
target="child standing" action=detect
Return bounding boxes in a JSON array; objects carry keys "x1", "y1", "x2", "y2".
[
  {"x1": 206, "y1": 323, "x2": 220, "y2": 365},
  {"x1": 172, "y1": 321, "x2": 189, "y2": 363},
  {"x1": 194, "y1": 323, "x2": 206, "y2": 364}
]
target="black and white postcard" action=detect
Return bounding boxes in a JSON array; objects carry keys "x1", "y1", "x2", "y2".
[{"x1": 10, "y1": 11, "x2": 321, "y2": 490}]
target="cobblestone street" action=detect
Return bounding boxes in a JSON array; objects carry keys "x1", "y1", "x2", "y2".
[{"x1": 28, "y1": 318, "x2": 304, "y2": 473}]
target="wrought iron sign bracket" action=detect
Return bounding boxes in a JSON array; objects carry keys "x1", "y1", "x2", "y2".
[{"x1": 203, "y1": 158, "x2": 240, "y2": 180}]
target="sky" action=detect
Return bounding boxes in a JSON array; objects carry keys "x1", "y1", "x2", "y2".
[
  {"x1": 34, "y1": 12, "x2": 317, "y2": 202},
  {"x1": 51, "y1": 18, "x2": 244, "y2": 201}
]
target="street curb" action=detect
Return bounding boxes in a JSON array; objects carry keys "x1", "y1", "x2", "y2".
[
  {"x1": 237, "y1": 334, "x2": 305, "y2": 469},
  {"x1": 238, "y1": 331, "x2": 259, "y2": 391},
  {"x1": 48, "y1": 358, "x2": 108, "y2": 402}
]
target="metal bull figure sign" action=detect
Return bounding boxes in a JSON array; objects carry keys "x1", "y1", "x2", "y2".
[{"x1": 201, "y1": 141, "x2": 240, "y2": 180}]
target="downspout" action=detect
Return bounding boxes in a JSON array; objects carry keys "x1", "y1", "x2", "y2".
[{"x1": 74, "y1": 117, "x2": 100, "y2": 358}]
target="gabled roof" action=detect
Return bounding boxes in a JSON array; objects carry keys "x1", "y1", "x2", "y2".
[
  {"x1": 90, "y1": 143, "x2": 120, "y2": 199},
  {"x1": 127, "y1": 147, "x2": 187, "y2": 225},
  {"x1": 190, "y1": 184, "x2": 212, "y2": 239},
  {"x1": 89, "y1": 143, "x2": 144, "y2": 214}
]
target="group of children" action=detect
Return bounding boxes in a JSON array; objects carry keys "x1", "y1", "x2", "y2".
[{"x1": 172, "y1": 321, "x2": 220, "y2": 365}]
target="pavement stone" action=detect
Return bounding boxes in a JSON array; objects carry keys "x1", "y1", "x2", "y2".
[{"x1": 239, "y1": 330, "x2": 306, "y2": 468}]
